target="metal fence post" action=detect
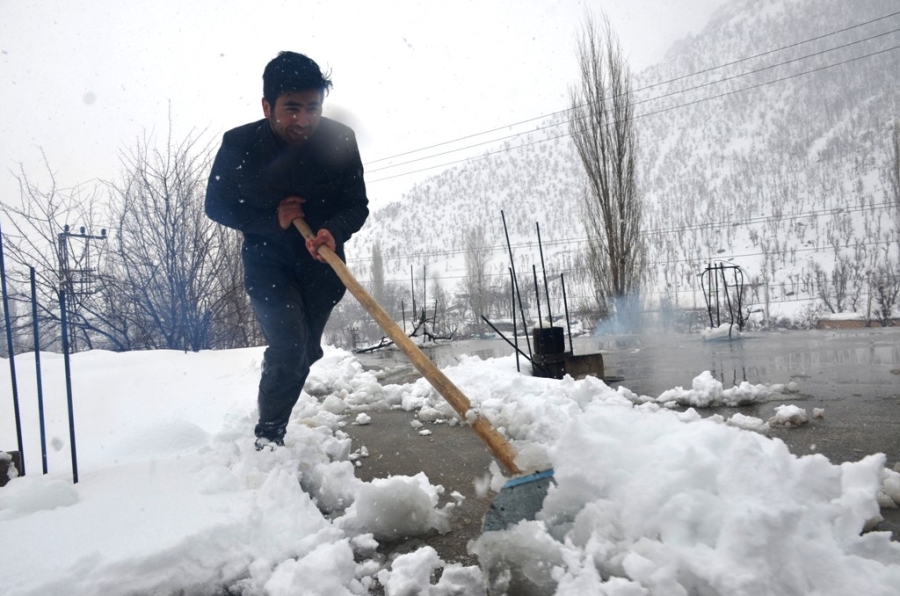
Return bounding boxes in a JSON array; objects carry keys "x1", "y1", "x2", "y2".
[
  {"x1": 31, "y1": 267, "x2": 48, "y2": 474},
  {"x1": 59, "y1": 289, "x2": 78, "y2": 483},
  {"x1": 0, "y1": 222, "x2": 25, "y2": 476}
]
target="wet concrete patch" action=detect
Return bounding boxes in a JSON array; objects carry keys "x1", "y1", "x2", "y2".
[
  {"x1": 344, "y1": 409, "x2": 494, "y2": 567},
  {"x1": 347, "y1": 327, "x2": 900, "y2": 567}
]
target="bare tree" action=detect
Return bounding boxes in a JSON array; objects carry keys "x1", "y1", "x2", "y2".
[
  {"x1": 810, "y1": 255, "x2": 865, "y2": 315},
  {"x1": 105, "y1": 127, "x2": 240, "y2": 351},
  {"x1": 568, "y1": 13, "x2": 646, "y2": 321},
  {"x1": 871, "y1": 260, "x2": 900, "y2": 326},
  {"x1": 429, "y1": 273, "x2": 452, "y2": 335},
  {"x1": 463, "y1": 225, "x2": 490, "y2": 333},
  {"x1": 0, "y1": 155, "x2": 119, "y2": 351},
  {"x1": 197, "y1": 224, "x2": 258, "y2": 349}
]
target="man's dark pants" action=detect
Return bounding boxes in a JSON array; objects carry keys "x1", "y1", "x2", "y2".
[{"x1": 248, "y1": 257, "x2": 346, "y2": 443}]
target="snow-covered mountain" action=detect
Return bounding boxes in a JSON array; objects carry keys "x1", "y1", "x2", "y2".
[{"x1": 348, "y1": 0, "x2": 900, "y2": 328}]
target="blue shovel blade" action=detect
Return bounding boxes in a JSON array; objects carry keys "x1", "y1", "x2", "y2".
[{"x1": 482, "y1": 469, "x2": 555, "y2": 532}]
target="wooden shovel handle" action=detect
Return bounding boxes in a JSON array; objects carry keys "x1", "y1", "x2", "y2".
[{"x1": 295, "y1": 219, "x2": 521, "y2": 475}]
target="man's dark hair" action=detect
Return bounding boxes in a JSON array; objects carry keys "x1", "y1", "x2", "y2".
[{"x1": 263, "y1": 51, "x2": 333, "y2": 105}]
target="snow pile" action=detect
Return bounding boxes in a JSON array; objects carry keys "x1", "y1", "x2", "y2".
[
  {"x1": 2, "y1": 347, "x2": 899, "y2": 595},
  {"x1": 651, "y1": 370, "x2": 787, "y2": 408},
  {"x1": 724, "y1": 412, "x2": 771, "y2": 434},
  {"x1": 376, "y1": 547, "x2": 484, "y2": 595},
  {"x1": 474, "y1": 405, "x2": 900, "y2": 595},
  {"x1": 768, "y1": 404, "x2": 811, "y2": 427},
  {"x1": 701, "y1": 322, "x2": 741, "y2": 341},
  {"x1": 0, "y1": 346, "x2": 471, "y2": 596},
  {"x1": 878, "y1": 468, "x2": 900, "y2": 509},
  {"x1": 336, "y1": 472, "x2": 455, "y2": 540}
]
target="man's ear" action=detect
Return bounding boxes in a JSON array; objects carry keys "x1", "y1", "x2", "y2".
[{"x1": 262, "y1": 97, "x2": 272, "y2": 118}]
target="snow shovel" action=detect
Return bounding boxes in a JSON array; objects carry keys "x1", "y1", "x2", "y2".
[{"x1": 294, "y1": 219, "x2": 553, "y2": 530}]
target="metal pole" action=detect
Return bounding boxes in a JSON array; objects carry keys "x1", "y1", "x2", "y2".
[
  {"x1": 480, "y1": 315, "x2": 550, "y2": 377},
  {"x1": 501, "y1": 211, "x2": 533, "y2": 359},
  {"x1": 701, "y1": 265, "x2": 714, "y2": 328},
  {"x1": 512, "y1": 270, "x2": 533, "y2": 362},
  {"x1": 0, "y1": 223, "x2": 25, "y2": 475},
  {"x1": 561, "y1": 273, "x2": 574, "y2": 353},
  {"x1": 532, "y1": 265, "x2": 543, "y2": 330},
  {"x1": 536, "y1": 223, "x2": 554, "y2": 326},
  {"x1": 509, "y1": 267, "x2": 519, "y2": 372},
  {"x1": 720, "y1": 264, "x2": 735, "y2": 329},
  {"x1": 713, "y1": 263, "x2": 721, "y2": 326},
  {"x1": 59, "y1": 290, "x2": 78, "y2": 484},
  {"x1": 410, "y1": 265, "x2": 416, "y2": 324},
  {"x1": 30, "y1": 268, "x2": 48, "y2": 474},
  {"x1": 734, "y1": 267, "x2": 745, "y2": 331}
]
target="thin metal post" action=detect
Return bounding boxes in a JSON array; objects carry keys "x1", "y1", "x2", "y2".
[
  {"x1": 720, "y1": 264, "x2": 734, "y2": 328},
  {"x1": 501, "y1": 211, "x2": 533, "y2": 360},
  {"x1": 701, "y1": 265, "x2": 714, "y2": 328},
  {"x1": 480, "y1": 315, "x2": 550, "y2": 377},
  {"x1": 532, "y1": 265, "x2": 543, "y2": 330},
  {"x1": 536, "y1": 223, "x2": 554, "y2": 326},
  {"x1": 0, "y1": 223, "x2": 25, "y2": 475},
  {"x1": 59, "y1": 290, "x2": 78, "y2": 484},
  {"x1": 713, "y1": 262, "x2": 721, "y2": 326},
  {"x1": 30, "y1": 268, "x2": 47, "y2": 474},
  {"x1": 410, "y1": 265, "x2": 416, "y2": 323},
  {"x1": 561, "y1": 273, "x2": 574, "y2": 353},
  {"x1": 509, "y1": 267, "x2": 520, "y2": 372}
]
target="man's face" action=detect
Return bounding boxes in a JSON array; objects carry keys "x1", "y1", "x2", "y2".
[{"x1": 262, "y1": 89, "x2": 323, "y2": 148}]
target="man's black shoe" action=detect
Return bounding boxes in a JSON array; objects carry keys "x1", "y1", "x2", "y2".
[{"x1": 254, "y1": 437, "x2": 285, "y2": 451}]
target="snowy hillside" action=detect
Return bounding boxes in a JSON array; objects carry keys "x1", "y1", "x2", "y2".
[{"x1": 349, "y1": 0, "x2": 900, "y2": 326}]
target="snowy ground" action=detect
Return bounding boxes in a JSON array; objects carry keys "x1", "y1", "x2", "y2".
[{"x1": 2, "y1": 344, "x2": 900, "y2": 595}]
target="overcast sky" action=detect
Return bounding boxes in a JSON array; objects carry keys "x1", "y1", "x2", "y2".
[{"x1": 0, "y1": 0, "x2": 729, "y2": 213}]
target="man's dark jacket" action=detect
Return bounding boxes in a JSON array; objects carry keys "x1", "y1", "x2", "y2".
[{"x1": 205, "y1": 117, "x2": 369, "y2": 297}]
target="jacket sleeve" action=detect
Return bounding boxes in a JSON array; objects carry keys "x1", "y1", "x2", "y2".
[
  {"x1": 205, "y1": 130, "x2": 282, "y2": 237},
  {"x1": 320, "y1": 130, "x2": 369, "y2": 244}
]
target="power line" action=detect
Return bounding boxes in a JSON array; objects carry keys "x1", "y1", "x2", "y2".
[
  {"x1": 631, "y1": 27, "x2": 900, "y2": 114},
  {"x1": 364, "y1": 10, "x2": 900, "y2": 174},
  {"x1": 367, "y1": 25, "x2": 900, "y2": 176},
  {"x1": 367, "y1": 39, "x2": 900, "y2": 184}
]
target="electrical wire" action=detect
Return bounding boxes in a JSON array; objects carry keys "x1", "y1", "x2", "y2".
[
  {"x1": 364, "y1": 10, "x2": 900, "y2": 167},
  {"x1": 367, "y1": 41, "x2": 900, "y2": 184},
  {"x1": 364, "y1": 12, "x2": 900, "y2": 181},
  {"x1": 366, "y1": 26, "x2": 900, "y2": 176}
]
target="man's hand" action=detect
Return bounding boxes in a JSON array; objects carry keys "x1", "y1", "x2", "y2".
[
  {"x1": 305, "y1": 228, "x2": 336, "y2": 262},
  {"x1": 277, "y1": 196, "x2": 306, "y2": 230}
]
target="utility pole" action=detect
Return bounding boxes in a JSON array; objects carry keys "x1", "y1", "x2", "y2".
[{"x1": 57, "y1": 225, "x2": 107, "y2": 351}]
